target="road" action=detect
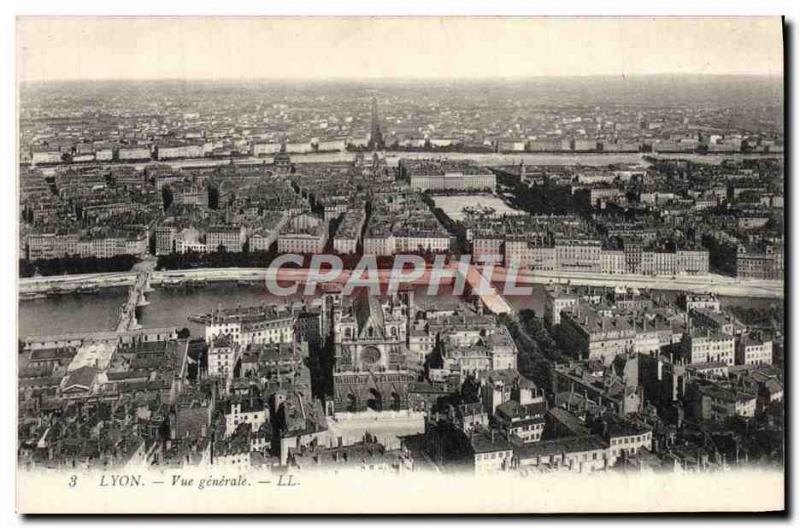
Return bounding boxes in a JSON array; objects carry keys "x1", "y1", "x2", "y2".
[
  {"x1": 508, "y1": 269, "x2": 783, "y2": 299},
  {"x1": 398, "y1": 433, "x2": 442, "y2": 474},
  {"x1": 19, "y1": 264, "x2": 784, "y2": 299}
]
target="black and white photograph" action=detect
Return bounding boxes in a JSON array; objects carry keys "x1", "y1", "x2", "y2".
[{"x1": 10, "y1": 14, "x2": 787, "y2": 514}]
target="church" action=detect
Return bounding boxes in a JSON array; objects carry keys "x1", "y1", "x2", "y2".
[{"x1": 327, "y1": 288, "x2": 416, "y2": 414}]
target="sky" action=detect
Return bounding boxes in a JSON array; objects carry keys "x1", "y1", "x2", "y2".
[{"x1": 17, "y1": 17, "x2": 784, "y2": 82}]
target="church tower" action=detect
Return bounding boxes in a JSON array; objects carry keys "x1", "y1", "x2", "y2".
[{"x1": 368, "y1": 96, "x2": 384, "y2": 151}]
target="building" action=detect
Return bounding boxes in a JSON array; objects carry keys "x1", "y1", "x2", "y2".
[
  {"x1": 277, "y1": 213, "x2": 328, "y2": 254},
  {"x1": 472, "y1": 237, "x2": 504, "y2": 266},
  {"x1": 206, "y1": 225, "x2": 246, "y2": 253},
  {"x1": 199, "y1": 305, "x2": 297, "y2": 347},
  {"x1": 497, "y1": 139, "x2": 527, "y2": 153},
  {"x1": 479, "y1": 369, "x2": 544, "y2": 415},
  {"x1": 504, "y1": 241, "x2": 556, "y2": 271},
  {"x1": 681, "y1": 293, "x2": 721, "y2": 313},
  {"x1": 333, "y1": 208, "x2": 366, "y2": 254},
  {"x1": 559, "y1": 304, "x2": 636, "y2": 365},
  {"x1": 680, "y1": 329, "x2": 735, "y2": 366},
  {"x1": 543, "y1": 286, "x2": 578, "y2": 328},
  {"x1": 573, "y1": 139, "x2": 599, "y2": 152},
  {"x1": 31, "y1": 148, "x2": 63, "y2": 166},
  {"x1": 401, "y1": 159, "x2": 496, "y2": 192},
  {"x1": 253, "y1": 142, "x2": 282, "y2": 156},
  {"x1": 494, "y1": 400, "x2": 547, "y2": 444},
  {"x1": 555, "y1": 238, "x2": 602, "y2": 273},
  {"x1": 172, "y1": 183, "x2": 208, "y2": 208},
  {"x1": 95, "y1": 146, "x2": 114, "y2": 161},
  {"x1": 222, "y1": 398, "x2": 269, "y2": 437},
  {"x1": 174, "y1": 227, "x2": 207, "y2": 254},
  {"x1": 552, "y1": 361, "x2": 643, "y2": 417},
  {"x1": 316, "y1": 138, "x2": 347, "y2": 153},
  {"x1": 514, "y1": 435, "x2": 610, "y2": 473},
  {"x1": 288, "y1": 440, "x2": 413, "y2": 475},
  {"x1": 247, "y1": 212, "x2": 287, "y2": 252},
  {"x1": 736, "y1": 334, "x2": 773, "y2": 366},
  {"x1": 409, "y1": 172, "x2": 496, "y2": 192},
  {"x1": 27, "y1": 233, "x2": 79, "y2": 260},
  {"x1": 675, "y1": 250, "x2": 710, "y2": 275},
  {"x1": 329, "y1": 290, "x2": 415, "y2": 414},
  {"x1": 601, "y1": 250, "x2": 626, "y2": 275},
  {"x1": 439, "y1": 325, "x2": 518, "y2": 378},
  {"x1": 118, "y1": 146, "x2": 152, "y2": 161},
  {"x1": 76, "y1": 231, "x2": 149, "y2": 259},
  {"x1": 603, "y1": 420, "x2": 653, "y2": 460},
  {"x1": 154, "y1": 226, "x2": 176, "y2": 256},
  {"x1": 471, "y1": 429, "x2": 515, "y2": 474},
  {"x1": 689, "y1": 382, "x2": 757, "y2": 420},
  {"x1": 424, "y1": 419, "x2": 514, "y2": 475},
  {"x1": 736, "y1": 243, "x2": 784, "y2": 280},
  {"x1": 208, "y1": 334, "x2": 240, "y2": 379},
  {"x1": 158, "y1": 143, "x2": 204, "y2": 160},
  {"x1": 527, "y1": 138, "x2": 571, "y2": 152}
]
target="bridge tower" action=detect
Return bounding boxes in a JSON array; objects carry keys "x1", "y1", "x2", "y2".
[
  {"x1": 129, "y1": 311, "x2": 141, "y2": 331},
  {"x1": 137, "y1": 290, "x2": 149, "y2": 307},
  {"x1": 143, "y1": 274, "x2": 154, "y2": 293}
]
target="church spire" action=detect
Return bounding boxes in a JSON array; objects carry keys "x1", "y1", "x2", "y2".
[{"x1": 368, "y1": 95, "x2": 384, "y2": 151}]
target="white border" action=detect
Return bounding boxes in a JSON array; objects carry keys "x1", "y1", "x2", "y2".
[{"x1": 1, "y1": 1, "x2": 794, "y2": 526}]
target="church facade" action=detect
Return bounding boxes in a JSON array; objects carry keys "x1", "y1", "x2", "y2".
[{"x1": 328, "y1": 289, "x2": 416, "y2": 414}]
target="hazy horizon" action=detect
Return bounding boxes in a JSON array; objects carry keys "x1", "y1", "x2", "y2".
[
  {"x1": 18, "y1": 72, "x2": 786, "y2": 85},
  {"x1": 17, "y1": 17, "x2": 783, "y2": 82}
]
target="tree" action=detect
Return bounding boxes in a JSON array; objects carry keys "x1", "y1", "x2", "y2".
[
  {"x1": 177, "y1": 327, "x2": 191, "y2": 339},
  {"x1": 208, "y1": 186, "x2": 219, "y2": 210},
  {"x1": 161, "y1": 186, "x2": 174, "y2": 211},
  {"x1": 461, "y1": 376, "x2": 481, "y2": 404}
]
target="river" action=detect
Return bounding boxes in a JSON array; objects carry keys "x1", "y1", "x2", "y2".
[
  {"x1": 18, "y1": 282, "x2": 780, "y2": 340},
  {"x1": 17, "y1": 282, "x2": 546, "y2": 339},
  {"x1": 35, "y1": 151, "x2": 781, "y2": 174}
]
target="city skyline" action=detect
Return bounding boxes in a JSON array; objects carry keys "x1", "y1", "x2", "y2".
[
  {"x1": 14, "y1": 15, "x2": 785, "y2": 514},
  {"x1": 16, "y1": 73, "x2": 787, "y2": 85},
  {"x1": 18, "y1": 17, "x2": 783, "y2": 82}
]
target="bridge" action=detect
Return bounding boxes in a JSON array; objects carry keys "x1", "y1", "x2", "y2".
[
  {"x1": 459, "y1": 264, "x2": 515, "y2": 315},
  {"x1": 115, "y1": 269, "x2": 154, "y2": 332}
]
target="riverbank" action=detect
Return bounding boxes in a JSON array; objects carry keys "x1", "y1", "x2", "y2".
[
  {"x1": 512, "y1": 269, "x2": 783, "y2": 299},
  {"x1": 28, "y1": 150, "x2": 782, "y2": 173},
  {"x1": 19, "y1": 269, "x2": 782, "y2": 339},
  {"x1": 18, "y1": 265, "x2": 784, "y2": 299}
]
